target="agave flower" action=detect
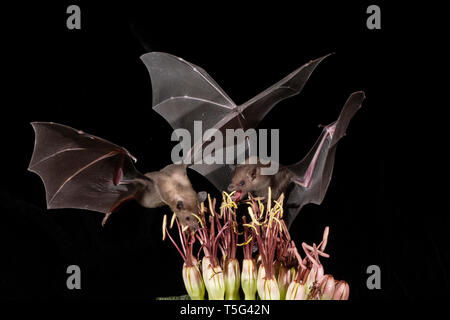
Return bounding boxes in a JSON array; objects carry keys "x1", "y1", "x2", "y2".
[
  {"x1": 244, "y1": 188, "x2": 284, "y2": 300},
  {"x1": 285, "y1": 226, "x2": 350, "y2": 300},
  {"x1": 239, "y1": 216, "x2": 257, "y2": 300},
  {"x1": 194, "y1": 194, "x2": 228, "y2": 300},
  {"x1": 319, "y1": 274, "x2": 336, "y2": 300},
  {"x1": 332, "y1": 280, "x2": 350, "y2": 300},
  {"x1": 285, "y1": 241, "x2": 308, "y2": 300},
  {"x1": 162, "y1": 189, "x2": 350, "y2": 301},
  {"x1": 162, "y1": 214, "x2": 205, "y2": 300},
  {"x1": 276, "y1": 221, "x2": 299, "y2": 299},
  {"x1": 218, "y1": 192, "x2": 241, "y2": 300}
]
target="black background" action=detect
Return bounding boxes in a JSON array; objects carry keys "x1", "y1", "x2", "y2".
[{"x1": 0, "y1": 0, "x2": 448, "y2": 306}]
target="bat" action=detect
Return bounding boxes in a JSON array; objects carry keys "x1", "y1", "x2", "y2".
[
  {"x1": 28, "y1": 52, "x2": 356, "y2": 231},
  {"x1": 227, "y1": 91, "x2": 365, "y2": 227},
  {"x1": 28, "y1": 122, "x2": 205, "y2": 228},
  {"x1": 140, "y1": 52, "x2": 330, "y2": 191}
]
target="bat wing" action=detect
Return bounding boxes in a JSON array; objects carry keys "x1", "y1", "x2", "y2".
[
  {"x1": 285, "y1": 91, "x2": 365, "y2": 227},
  {"x1": 190, "y1": 137, "x2": 250, "y2": 191},
  {"x1": 28, "y1": 122, "x2": 147, "y2": 221},
  {"x1": 140, "y1": 52, "x2": 236, "y2": 151},
  {"x1": 239, "y1": 54, "x2": 331, "y2": 128},
  {"x1": 141, "y1": 52, "x2": 329, "y2": 191}
]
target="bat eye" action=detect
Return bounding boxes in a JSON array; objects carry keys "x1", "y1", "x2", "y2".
[
  {"x1": 185, "y1": 216, "x2": 191, "y2": 221},
  {"x1": 176, "y1": 200, "x2": 184, "y2": 210},
  {"x1": 239, "y1": 180, "x2": 245, "y2": 186}
]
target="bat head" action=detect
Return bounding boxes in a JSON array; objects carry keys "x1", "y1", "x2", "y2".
[
  {"x1": 157, "y1": 164, "x2": 201, "y2": 230},
  {"x1": 227, "y1": 162, "x2": 271, "y2": 202}
]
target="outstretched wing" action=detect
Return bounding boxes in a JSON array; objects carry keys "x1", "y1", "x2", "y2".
[
  {"x1": 141, "y1": 52, "x2": 329, "y2": 191},
  {"x1": 239, "y1": 54, "x2": 331, "y2": 128},
  {"x1": 28, "y1": 122, "x2": 146, "y2": 220},
  {"x1": 190, "y1": 137, "x2": 250, "y2": 192},
  {"x1": 140, "y1": 52, "x2": 236, "y2": 149},
  {"x1": 285, "y1": 91, "x2": 365, "y2": 227}
]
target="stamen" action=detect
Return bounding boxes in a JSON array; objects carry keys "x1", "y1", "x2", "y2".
[
  {"x1": 162, "y1": 215, "x2": 167, "y2": 240},
  {"x1": 170, "y1": 212, "x2": 177, "y2": 229}
]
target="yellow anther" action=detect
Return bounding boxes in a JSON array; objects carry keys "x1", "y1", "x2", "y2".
[
  {"x1": 208, "y1": 194, "x2": 215, "y2": 217},
  {"x1": 237, "y1": 236, "x2": 254, "y2": 246},
  {"x1": 162, "y1": 214, "x2": 167, "y2": 240},
  {"x1": 272, "y1": 216, "x2": 283, "y2": 232},
  {"x1": 170, "y1": 212, "x2": 177, "y2": 229},
  {"x1": 247, "y1": 207, "x2": 258, "y2": 224},
  {"x1": 191, "y1": 213, "x2": 204, "y2": 228},
  {"x1": 200, "y1": 201, "x2": 205, "y2": 214},
  {"x1": 242, "y1": 223, "x2": 259, "y2": 236}
]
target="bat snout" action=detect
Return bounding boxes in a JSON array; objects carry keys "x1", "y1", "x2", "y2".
[
  {"x1": 176, "y1": 210, "x2": 199, "y2": 231},
  {"x1": 231, "y1": 190, "x2": 243, "y2": 202}
]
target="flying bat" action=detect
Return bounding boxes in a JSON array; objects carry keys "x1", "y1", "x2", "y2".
[
  {"x1": 227, "y1": 91, "x2": 365, "y2": 227},
  {"x1": 28, "y1": 52, "x2": 352, "y2": 230},
  {"x1": 140, "y1": 52, "x2": 330, "y2": 191},
  {"x1": 28, "y1": 122, "x2": 205, "y2": 228}
]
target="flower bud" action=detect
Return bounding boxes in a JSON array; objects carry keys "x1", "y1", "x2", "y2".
[
  {"x1": 257, "y1": 265, "x2": 280, "y2": 300},
  {"x1": 305, "y1": 264, "x2": 324, "y2": 299},
  {"x1": 319, "y1": 275, "x2": 335, "y2": 300},
  {"x1": 257, "y1": 264, "x2": 266, "y2": 298},
  {"x1": 285, "y1": 280, "x2": 306, "y2": 300},
  {"x1": 305, "y1": 266, "x2": 317, "y2": 298},
  {"x1": 182, "y1": 262, "x2": 205, "y2": 300},
  {"x1": 277, "y1": 265, "x2": 296, "y2": 300},
  {"x1": 332, "y1": 280, "x2": 350, "y2": 300},
  {"x1": 241, "y1": 258, "x2": 257, "y2": 300},
  {"x1": 261, "y1": 278, "x2": 280, "y2": 300},
  {"x1": 224, "y1": 258, "x2": 240, "y2": 300},
  {"x1": 202, "y1": 256, "x2": 225, "y2": 300}
]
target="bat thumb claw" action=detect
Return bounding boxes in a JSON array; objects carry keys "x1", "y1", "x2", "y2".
[{"x1": 102, "y1": 212, "x2": 112, "y2": 227}]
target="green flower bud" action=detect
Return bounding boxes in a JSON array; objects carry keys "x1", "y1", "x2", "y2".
[
  {"x1": 224, "y1": 258, "x2": 240, "y2": 300},
  {"x1": 182, "y1": 262, "x2": 205, "y2": 300},
  {"x1": 202, "y1": 256, "x2": 225, "y2": 300},
  {"x1": 241, "y1": 258, "x2": 257, "y2": 300}
]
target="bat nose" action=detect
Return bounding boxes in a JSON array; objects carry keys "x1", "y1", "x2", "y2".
[{"x1": 227, "y1": 184, "x2": 234, "y2": 192}]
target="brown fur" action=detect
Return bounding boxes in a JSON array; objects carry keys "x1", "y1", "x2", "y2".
[
  {"x1": 228, "y1": 160, "x2": 293, "y2": 201},
  {"x1": 136, "y1": 164, "x2": 200, "y2": 229}
]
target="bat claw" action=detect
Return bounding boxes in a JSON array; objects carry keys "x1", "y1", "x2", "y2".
[{"x1": 102, "y1": 212, "x2": 112, "y2": 227}]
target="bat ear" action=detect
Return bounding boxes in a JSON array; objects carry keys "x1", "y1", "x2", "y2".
[
  {"x1": 197, "y1": 191, "x2": 207, "y2": 203},
  {"x1": 137, "y1": 175, "x2": 154, "y2": 187},
  {"x1": 248, "y1": 166, "x2": 260, "y2": 181},
  {"x1": 176, "y1": 200, "x2": 184, "y2": 210}
]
